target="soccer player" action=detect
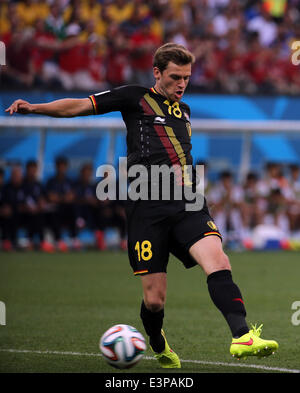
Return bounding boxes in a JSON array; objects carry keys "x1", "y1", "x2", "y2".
[{"x1": 6, "y1": 43, "x2": 278, "y2": 367}]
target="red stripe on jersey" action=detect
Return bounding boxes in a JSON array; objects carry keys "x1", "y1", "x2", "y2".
[
  {"x1": 139, "y1": 97, "x2": 183, "y2": 185},
  {"x1": 89, "y1": 95, "x2": 98, "y2": 114}
]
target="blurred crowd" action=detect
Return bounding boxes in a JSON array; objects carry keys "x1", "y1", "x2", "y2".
[
  {"x1": 0, "y1": 158, "x2": 300, "y2": 252},
  {"x1": 206, "y1": 162, "x2": 300, "y2": 246},
  {"x1": 0, "y1": 157, "x2": 127, "y2": 251},
  {"x1": 1, "y1": 0, "x2": 300, "y2": 94}
]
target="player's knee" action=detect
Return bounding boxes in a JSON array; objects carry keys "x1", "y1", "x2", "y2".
[
  {"x1": 144, "y1": 294, "x2": 165, "y2": 312},
  {"x1": 216, "y1": 252, "x2": 231, "y2": 271},
  {"x1": 146, "y1": 302, "x2": 164, "y2": 313}
]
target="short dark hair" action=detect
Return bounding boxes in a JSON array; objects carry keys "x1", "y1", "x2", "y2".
[
  {"x1": 153, "y1": 43, "x2": 195, "y2": 73},
  {"x1": 220, "y1": 170, "x2": 232, "y2": 179},
  {"x1": 26, "y1": 160, "x2": 37, "y2": 169},
  {"x1": 55, "y1": 156, "x2": 68, "y2": 166}
]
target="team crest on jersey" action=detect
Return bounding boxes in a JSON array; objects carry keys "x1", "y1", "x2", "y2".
[{"x1": 207, "y1": 221, "x2": 218, "y2": 231}]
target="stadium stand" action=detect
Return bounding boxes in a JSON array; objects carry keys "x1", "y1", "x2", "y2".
[
  {"x1": 0, "y1": 0, "x2": 300, "y2": 93},
  {"x1": 0, "y1": 0, "x2": 300, "y2": 251}
]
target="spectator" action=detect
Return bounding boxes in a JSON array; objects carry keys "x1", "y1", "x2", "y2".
[
  {"x1": 93, "y1": 168, "x2": 128, "y2": 250},
  {"x1": 242, "y1": 172, "x2": 263, "y2": 231},
  {"x1": 74, "y1": 162, "x2": 98, "y2": 237},
  {"x1": 247, "y1": 4, "x2": 278, "y2": 47},
  {"x1": 212, "y1": 1, "x2": 244, "y2": 39},
  {"x1": 44, "y1": 156, "x2": 79, "y2": 251},
  {"x1": 1, "y1": 25, "x2": 35, "y2": 88},
  {"x1": 22, "y1": 160, "x2": 54, "y2": 252},
  {"x1": 0, "y1": 0, "x2": 11, "y2": 38},
  {"x1": 265, "y1": 188, "x2": 290, "y2": 233},
  {"x1": 31, "y1": 18, "x2": 62, "y2": 88},
  {"x1": 257, "y1": 162, "x2": 290, "y2": 198},
  {"x1": 107, "y1": 0, "x2": 134, "y2": 24},
  {"x1": 1, "y1": 165, "x2": 25, "y2": 251},
  {"x1": 129, "y1": 18, "x2": 161, "y2": 86},
  {"x1": 287, "y1": 164, "x2": 300, "y2": 233},
  {"x1": 72, "y1": 0, "x2": 102, "y2": 24},
  {"x1": 218, "y1": 30, "x2": 251, "y2": 93},
  {"x1": 208, "y1": 170, "x2": 245, "y2": 245},
  {"x1": 106, "y1": 24, "x2": 131, "y2": 86},
  {"x1": 45, "y1": 1, "x2": 66, "y2": 40},
  {"x1": 1, "y1": 0, "x2": 300, "y2": 94},
  {"x1": 0, "y1": 167, "x2": 6, "y2": 249},
  {"x1": 16, "y1": 0, "x2": 50, "y2": 28},
  {"x1": 243, "y1": 31, "x2": 270, "y2": 93},
  {"x1": 57, "y1": 24, "x2": 89, "y2": 90}
]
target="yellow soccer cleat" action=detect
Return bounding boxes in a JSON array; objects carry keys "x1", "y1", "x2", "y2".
[
  {"x1": 230, "y1": 324, "x2": 279, "y2": 360},
  {"x1": 151, "y1": 329, "x2": 181, "y2": 368}
]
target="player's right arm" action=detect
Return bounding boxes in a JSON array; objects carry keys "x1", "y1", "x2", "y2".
[
  {"x1": 6, "y1": 85, "x2": 144, "y2": 117},
  {"x1": 5, "y1": 98, "x2": 93, "y2": 117}
]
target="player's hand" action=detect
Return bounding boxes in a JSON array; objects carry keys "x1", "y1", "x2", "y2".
[{"x1": 5, "y1": 99, "x2": 34, "y2": 115}]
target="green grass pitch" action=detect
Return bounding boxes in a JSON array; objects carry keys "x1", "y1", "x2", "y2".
[{"x1": 0, "y1": 250, "x2": 299, "y2": 373}]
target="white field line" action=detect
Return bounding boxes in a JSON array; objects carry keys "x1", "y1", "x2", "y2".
[{"x1": 0, "y1": 348, "x2": 299, "y2": 373}]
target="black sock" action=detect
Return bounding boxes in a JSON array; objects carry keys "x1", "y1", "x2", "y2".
[
  {"x1": 207, "y1": 270, "x2": 249, "y2": 338},
  {"x1": 140, "y1": 300, "x2": 165, "y2": 353}
]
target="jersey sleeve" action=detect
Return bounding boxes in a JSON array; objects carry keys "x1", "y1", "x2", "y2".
[{"x1": 89, "y1": 85, "x2": 142, "y2": 115}]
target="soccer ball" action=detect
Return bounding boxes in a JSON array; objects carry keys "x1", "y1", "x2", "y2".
[{"x1": 100, "y1": 324, "x2": 146, "y2": 369}]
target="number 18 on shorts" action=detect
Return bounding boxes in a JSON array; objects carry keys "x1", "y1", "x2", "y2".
[{"x1": 133, "y1": 240, "x2": 153, "y2": 275}]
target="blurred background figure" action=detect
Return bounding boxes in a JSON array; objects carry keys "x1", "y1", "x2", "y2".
[
  {"x1": 74, "y1": 162, "x2": 104, "y2": 248},
  {"x1": 208, "y1": 170, "x2": 245, "y2": 247},
  {"x1": 242, "y1": 172, "x2": 263, "y2": 233},
  {"x1": 1, "y1": 0, "x2": 300, "y2": 252},
  {"x1": 0, "y1": 167, "x2": 6, "y2": 249},
  {"x1": 1, "y1": 165, "x2": 25, "y2": 251},
  {"x1": 94, "y1": 170, "x2": 127, "y2": 251},
  {"x1": 287, "y1": 164, "x2": 300, "y2": 234},
  {"x1": 44, "y1": 156, "x2": 79, "y2": 252},
  {"x1": 1, "y1": 0, "x2": 299, "y2": 93},
  {"x1": 22, "y1": 160, "x2": 54, "y2": 252}
]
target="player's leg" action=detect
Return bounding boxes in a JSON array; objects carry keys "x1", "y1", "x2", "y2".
[
  {"x1": 140, "y1": 272, "x2": 166, "y2": 352},
  {"x1": 189, "y1": 236, "x2": 278, "y2": 358},
  {"x1": 140, "y1": 272, "x2": 181, "y2": 368},
  {"x1": 126, "y1": 199, "x2": 181, "y2": 368},
  {"x1": 189, "y1": 236, "x2": 249, "y2": 338}
]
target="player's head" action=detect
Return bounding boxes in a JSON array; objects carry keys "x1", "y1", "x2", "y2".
[
  {"x1": 10, "y1": 164, "x2": 23, "y2": 185},
  {"x1": 80, "y1": 162, "x2": 93, "y2": 182},
  {"x1": 25, "y1": 160, "x2": 38, "y2": 179},
  {"x1": 55, "y1": 156, "x2": 68, "y2": 176},
  {"x1": 153, "y1": 43, "x2": 195, "y2": 102}
]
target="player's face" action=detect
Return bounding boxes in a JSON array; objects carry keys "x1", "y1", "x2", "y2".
[{"x1": 154, "y1": 61, "x2": 191, "y2": 102}]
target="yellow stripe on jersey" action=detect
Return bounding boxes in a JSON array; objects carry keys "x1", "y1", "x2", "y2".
[
  {"x1": 143, "y1": 93, "x2": 192, "y2": 186},
  {"x1": 204, "y1": 232, "x2": 222, "y2": 238},
  {"x1": 164, "y1": 126, "x2": 193, "y2": 186},
  {"x1": 144, "y1": 93, "x2": 164, "y2": 116}
]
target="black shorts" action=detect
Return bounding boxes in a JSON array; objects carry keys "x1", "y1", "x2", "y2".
[{"x1": 125, "y1": 199, "x2": 222, "y2": 276}]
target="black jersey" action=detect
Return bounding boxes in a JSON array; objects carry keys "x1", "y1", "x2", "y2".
[
  {"x1": 45, "y1": 176, "x2": 74, "y2": 197},
  {"x1": 23, "y1": 179, "x2": 44, "y2": 205},
  {"x1": 2, "y1": 182, "x2": 25, "y2": 212},
  {"x1": 89, "y1": 85, "x2": 193, "y2": 185}
]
